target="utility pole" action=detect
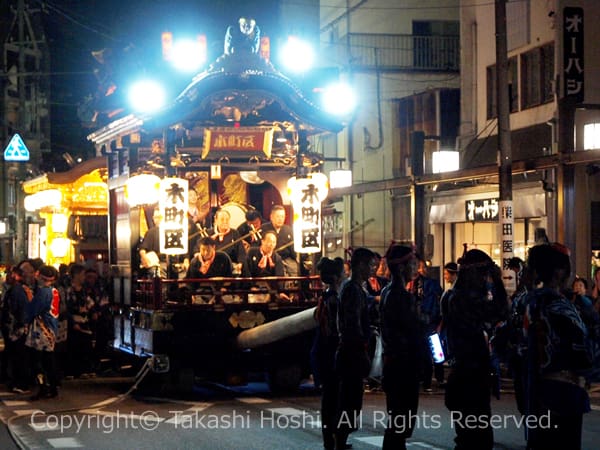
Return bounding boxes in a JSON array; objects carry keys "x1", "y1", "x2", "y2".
[
  {"x1": 495, "y1": 0, "x2": 515, "y2": 291},
  {"x1": 3, "y1": 0, "x2": 48, "y2": 261},
  {"x1": 16, "y1": 0, "x2": 28, "y2": 261},
  {"x1": 411, "y1": 131, "x2": 425, "y2": 257}
]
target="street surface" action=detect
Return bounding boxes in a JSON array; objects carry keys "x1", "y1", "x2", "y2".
[{"x1": 0, "y1": 375, "x2": 599, "y2": 449}]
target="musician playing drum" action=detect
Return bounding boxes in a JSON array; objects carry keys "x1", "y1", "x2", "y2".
[
  {"x1": 204, "y1": 208, "x2": 247, "y2": 274},
  {"x1": 261, "y1": 205, "x2": 298, "y2": 276}
]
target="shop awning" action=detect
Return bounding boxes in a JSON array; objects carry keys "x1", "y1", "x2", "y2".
[{"x1": 429, "y1": 188, "x2": 546, "y2": 224}]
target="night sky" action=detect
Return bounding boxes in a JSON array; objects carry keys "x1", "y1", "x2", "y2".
[{"x1": 41, "y1": 0, "x2": 282, "y2": 167}]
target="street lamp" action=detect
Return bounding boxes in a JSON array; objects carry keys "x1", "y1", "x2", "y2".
[
  {"x1": 128, "y1": 80, "x2": 166, "y2": 113},
  {"x1": 171, "y1": 37, "x2": 208, "y2": 73},
  {"x1": 432, "y1": 150, "x2": 460, "y2": 173},
  {"x1": 321, "y1": 82, "x2": 357, "y2": 116},
  {"x1": 279, "y1": 36, "x2": 315, "y2": 73}
]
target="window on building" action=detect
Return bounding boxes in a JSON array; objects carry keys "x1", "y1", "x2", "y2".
[
  {"x1": 521, "y1": 43, "x2": 554, "y2": 109},
  {"x1": 584, "y1": 123, "x2": 600, "y2": 150},
  {"x1": 486, "y1": 57, "x2": 519, "y2": 119}
]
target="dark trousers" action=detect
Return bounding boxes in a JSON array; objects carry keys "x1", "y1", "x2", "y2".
[
  {"x1": 68, "y1": 330, "x2": 94, "y2": 376},
  {"x1": 434, "y1": 362, "x2": 445, "y2": 383},
  {"x1": 29, "y1": 348, "x2": 57, "y2": 392},
  {"x1": 320, "y1": 366, "x2": 339, "y2": 449},
  {"x1": 528, "y1": 411, "x2": 582, "y2": 450},
  {"x1": 382, "y1": 357, "x2": 420, "y2": 450},
  {"x1": 5, "y1": 338, "x2": 30, "y2": 390},
  {"x1": 445, "y1": 366, "x2": 493, "y2": 450},
  {"x1": 526, "y1": 379, "x2": 587, "y2": 450},
  {"x1": 510, "y1": 353, "x2": 527, "y2": 415},
  {"x1": 335, "y1": 345, "x2": 369, "y2": 442}
]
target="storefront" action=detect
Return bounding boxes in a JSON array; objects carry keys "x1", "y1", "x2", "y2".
[
  {"x1": 428, "y1": 183, "x2": 548, "y2": 288},
  {"x1": 22, "y1": 157, "x2": 108, "y2": 268}
]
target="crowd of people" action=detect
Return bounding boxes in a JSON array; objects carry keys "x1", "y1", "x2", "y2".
[
  {"x1": 0, "y1": 258, "x2": 113, "y2": 400},
  {"x1": 2, "y1": 206, "x2": 600, "y2": 450},
  {"x1": 312, "y1": 242, "x2": 600, "y2": 450}
]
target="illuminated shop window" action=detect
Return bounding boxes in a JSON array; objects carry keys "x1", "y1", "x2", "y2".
[{"x1": 584, "y1": 123, "x2": 600, "y2": 150}]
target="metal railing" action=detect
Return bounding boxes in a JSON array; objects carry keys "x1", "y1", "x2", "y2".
[
  {"x1": 346, "y1": 33, "x2": 459, "y2": 71},
  {"x1": 135, "y1": 275, "x2": 323, "y2": 309}
]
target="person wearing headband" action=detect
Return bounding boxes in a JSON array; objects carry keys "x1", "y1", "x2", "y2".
[
  {"x1": 379, "y1": 244, "x2": 422, "y2": 449},
  {"x1": 444, "y1": 248, "x2": 508, "y2": 450},
  {"x1": 25, "y1": 265, "x2": 60, "y2": 400}
]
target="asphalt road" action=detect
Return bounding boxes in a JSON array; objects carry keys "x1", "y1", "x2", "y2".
[{"x1": 0, "y1": 376, "x2": 599, "y2": 449}]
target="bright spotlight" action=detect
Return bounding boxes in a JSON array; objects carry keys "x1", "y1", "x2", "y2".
[
  {"x1": 321, "y1": 82, "x2": 357, "y2": 115},
  {"x1": 128, "y1": 80, "x2": 166, "y2": 113},
  {"x1": 280, "y1": 37, "x2": 314, "y2": 73},
  {"x1": 171, "y1": 38, "x2": 206, "y2": 73}
]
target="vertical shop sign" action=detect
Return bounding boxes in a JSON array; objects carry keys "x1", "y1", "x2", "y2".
[
  {"x1": 500, "y1": 200, "x2": 515, "y2": 293},
  {"x1": 28, "y1": 223, "x2": 40, "y2": 259},
  {"x1": 563, "y1": 7, "x2": 584, "y2": 102},
  {"x1": 159, "y1": 178, "x2": 188, "y2": 255}
]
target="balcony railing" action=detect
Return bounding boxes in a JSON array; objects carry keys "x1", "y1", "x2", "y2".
[{"x1": 346, "y1": 33, "x2": 459, "y2": 72}]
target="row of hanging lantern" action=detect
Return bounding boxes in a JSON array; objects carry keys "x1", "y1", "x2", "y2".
[{"x1": 125, "y1": 169, "x2": 345, "y2": 255}]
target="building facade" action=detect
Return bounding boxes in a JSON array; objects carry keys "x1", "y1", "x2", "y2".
[
  {"x1": 319, "y1": 0, "x2": 460, "y2": 263},
  {"x1": 0, "y1": 1, "x2": 51, "y2": 263},
  {"x1": 440, "y1": 0, "x2": 600, "y2": 280},
  {"x1": 325, "y1": 0, "x2": 600, "y2": 284}
]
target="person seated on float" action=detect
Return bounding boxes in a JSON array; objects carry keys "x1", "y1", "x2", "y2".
[
  {"x1": 139, "y1": 208, "x2": 167, "y2": 278},
  {"x1": 242, "y1": 231, "x2": 290, "y2": 301},
  {"x1": 260, "y1": 205, "x2": 298, "y2": 276},
  {"x1": 236, "y1": 209, "x2": 263, "y2": 251},
  {"x1": 187, "y1": 237, "x2": 233, "y2": 289},
  {"x1": 204, "y1": 208, "x2": 246, "y2": 275}
]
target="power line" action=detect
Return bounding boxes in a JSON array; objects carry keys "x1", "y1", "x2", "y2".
[
  {"x1": 318, "y1": 0, "x2": 525, "y2": 12},
  {"x1": 35, "y1": 0, "x2": 123, "y2": 43}
]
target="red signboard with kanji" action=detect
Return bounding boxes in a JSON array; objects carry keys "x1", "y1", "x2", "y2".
[{"x1": 202, "y1": 127, "x2": 273, "y2": 159}]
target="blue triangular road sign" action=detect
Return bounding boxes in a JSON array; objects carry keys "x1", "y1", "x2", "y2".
[{"x1": 4, "y1": 133, "x2": 30, "y2": 162}]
